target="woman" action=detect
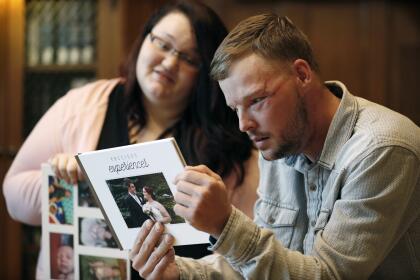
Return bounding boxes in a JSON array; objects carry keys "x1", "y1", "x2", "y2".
[
  {"x1": 2, "y1": 0, "x2": 259, "y2": 278},
  {"x1": 142, "y1": 186, "x2": 172, "y2": 224}
]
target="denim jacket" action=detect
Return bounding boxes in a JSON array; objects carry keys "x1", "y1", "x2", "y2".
[{"x1": 176, "y1": 81, "x2": 420, "y2": 279}]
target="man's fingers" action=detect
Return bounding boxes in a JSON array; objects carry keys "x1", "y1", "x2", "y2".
[
  {"x1": 174, "y1": 168, "x2": 215, "y2": 186},
  {"x1": 149, "y1": 248, "x2": 176, "y2": 279},
  {"x1": 140, "y1": 234, "x2": 174, "y2": 277},
  {"x1": 175, "y1": 170, "x2": 221, "y2": 196},
  {"x1": 129, "y1": 220, "x2": 154, "y2": 260},
  {"x1": 132, "y1": 222, "x2": 165, "y2": 271},
  {"x1": 174, "y1": 181, "x2": 201, "y2": 203},
  {"x1": 173, "y1": 203, "x2": 192, "y2": 221},
  {"x1": 185, "y1": 165, "x2": 220, "y2": 180}
]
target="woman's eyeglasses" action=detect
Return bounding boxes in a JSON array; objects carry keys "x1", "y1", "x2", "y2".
[{"x1": 149, "y1": 32, "x2": 201, "y2": 69}]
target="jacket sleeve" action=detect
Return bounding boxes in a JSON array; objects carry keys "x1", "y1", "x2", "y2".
[
  {"x1": 207, "y1": 207, "x2": 329, "y2": 280},
  {"x1": 181, "y1": 146, "x2": 419, "y2": 280},
  {"x1": 176, "y1": 253, "x2": 244, "y2": 280}
]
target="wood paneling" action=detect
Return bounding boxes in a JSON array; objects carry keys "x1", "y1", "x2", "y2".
[
  {"x1": 0, "y1": 0, "x2": 24, "y2": 279},
  {"x1": 97, "y1": 0, "x2": 124, "y2": 78},
  {"x1": 388, "y1": 5, "x2": 420, "y2": 125},
  {"x1": 306, "y1": 3, "x2": 364, "y2": 96}
]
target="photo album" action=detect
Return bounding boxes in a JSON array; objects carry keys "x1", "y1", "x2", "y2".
[
  {"x1": 75, "y1": 138, "x2": 209, "y2": 250},
  {"x1": 42, "y1": 164, "x2": 130, "y2": 279}
]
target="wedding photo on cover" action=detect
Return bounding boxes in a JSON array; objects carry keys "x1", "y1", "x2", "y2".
[{"x1": 105, "y1": 172, "x2": 183, "y2": 228}]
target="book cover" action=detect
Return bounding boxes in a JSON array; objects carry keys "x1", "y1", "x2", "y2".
[{"x1": 75, "y1": 138, "x2": 208, "y2": 250}]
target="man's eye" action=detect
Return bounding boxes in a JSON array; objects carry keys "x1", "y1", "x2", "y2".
[{"x1": 251, "y1": 96, "x2": 266, "y2": 105}]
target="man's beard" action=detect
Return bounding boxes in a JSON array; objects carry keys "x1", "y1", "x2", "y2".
[{"x1": 263, "y1": 94, "x2": 308, "y2": 160}]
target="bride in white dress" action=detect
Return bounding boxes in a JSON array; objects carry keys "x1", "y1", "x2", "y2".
[{"x1": 142, "y1": 186, "x2": 172, "y2": 224}]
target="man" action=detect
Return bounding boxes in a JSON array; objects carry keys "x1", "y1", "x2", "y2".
[
  {"x1": 129, "y1": 14, "x2": 420, "y2": 279},
  {"x1": 124, "y1": 179, "x2": 149, "y2": 228}
]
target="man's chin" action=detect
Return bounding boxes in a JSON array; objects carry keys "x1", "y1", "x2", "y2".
[{"x1": 260, "y1": 150, "x2": 285, "y2": 161}]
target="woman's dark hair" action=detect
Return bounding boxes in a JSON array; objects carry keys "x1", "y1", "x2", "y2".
[
  {"x1": 122, "y1": 0, "x2": 253, "y2": 185},
  {"x1": 143, "y1": 186, "x2": 155, "y2": 199}
]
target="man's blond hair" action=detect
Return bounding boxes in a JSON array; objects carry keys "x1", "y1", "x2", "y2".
[{"x1": 210, "y1": 14, "x2": 319, "y2": 80}]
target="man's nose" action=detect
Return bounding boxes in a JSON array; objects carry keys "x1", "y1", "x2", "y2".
[{"x1": 238, "y1": 109, "x2": 256, "y2": 132}]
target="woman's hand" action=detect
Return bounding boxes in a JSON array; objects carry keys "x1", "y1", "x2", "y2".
[{"x1": 49, "y1": 153, "x2": 83, "y2": 184}]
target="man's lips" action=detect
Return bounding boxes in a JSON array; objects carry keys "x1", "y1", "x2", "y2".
[{"x1": 249, "y1": 135, "x2": 269, "y2": 144}]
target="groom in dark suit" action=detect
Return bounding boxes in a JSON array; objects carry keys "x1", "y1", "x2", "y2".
[{"x1": 124, "y1": 179, "x2": 149, "y2": 228}]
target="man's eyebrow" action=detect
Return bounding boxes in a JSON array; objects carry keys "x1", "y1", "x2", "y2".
[
  {"x1": 243, "y1": 87, "x2": 267, "y2": 101},
  {"x1": 227, "y1": 90, "x2": 265, "y2": 111}
]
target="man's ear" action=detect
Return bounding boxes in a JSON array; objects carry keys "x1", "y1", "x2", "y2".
[{"x1": 293, "y1": 59, "x2": 312, "y2": 85}]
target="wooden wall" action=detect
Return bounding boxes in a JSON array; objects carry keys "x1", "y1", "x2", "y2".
[{"x1": 0, "y1": 0, "x2": 24, "y2": 279}]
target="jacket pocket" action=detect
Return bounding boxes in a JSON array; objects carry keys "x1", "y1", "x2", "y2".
[{"x1": 255, "y1": 200, "x2": 298, "y2": 248}]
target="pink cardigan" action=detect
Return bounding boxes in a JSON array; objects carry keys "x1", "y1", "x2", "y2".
[{"x1": 3, "y1": 78, "x2": 121, "y2": 225}]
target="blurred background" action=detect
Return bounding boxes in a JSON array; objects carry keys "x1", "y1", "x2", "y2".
[{"x1": 0, "y1": 0, "x2": 419, "y2": 278}]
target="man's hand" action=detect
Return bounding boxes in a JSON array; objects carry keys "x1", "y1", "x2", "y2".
[
  {"x1": 49, "y1": 153, "x2": 83, "y2": 184},
  {"x1": 130, "y1": 220, "x2": 179, "y2": 280},
  {"x1": 173, "y1": 165, "x2": 232, "y2": 237}
]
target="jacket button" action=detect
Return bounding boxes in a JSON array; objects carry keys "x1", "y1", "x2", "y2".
[
  {"x1": 309, "y1": 184, "x2": 317, "y2": 191},
  {"x1": 268, "y1": 216, "x2": 275, "y2": 224},
  {"x1": 311, "y1": 220, "x2": 316, "y2": 227}
]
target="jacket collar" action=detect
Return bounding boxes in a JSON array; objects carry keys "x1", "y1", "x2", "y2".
[
  {"x1": 317, "y1": 81, "x2": 359, "y2": 169},
  {"x1": 284, "y1": 81, "x2": 359, "y2": 172}
]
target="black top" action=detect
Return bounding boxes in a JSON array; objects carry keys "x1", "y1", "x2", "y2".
[{"x1": 96, "y1": 83, "x2": 130, "y2": 150}]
